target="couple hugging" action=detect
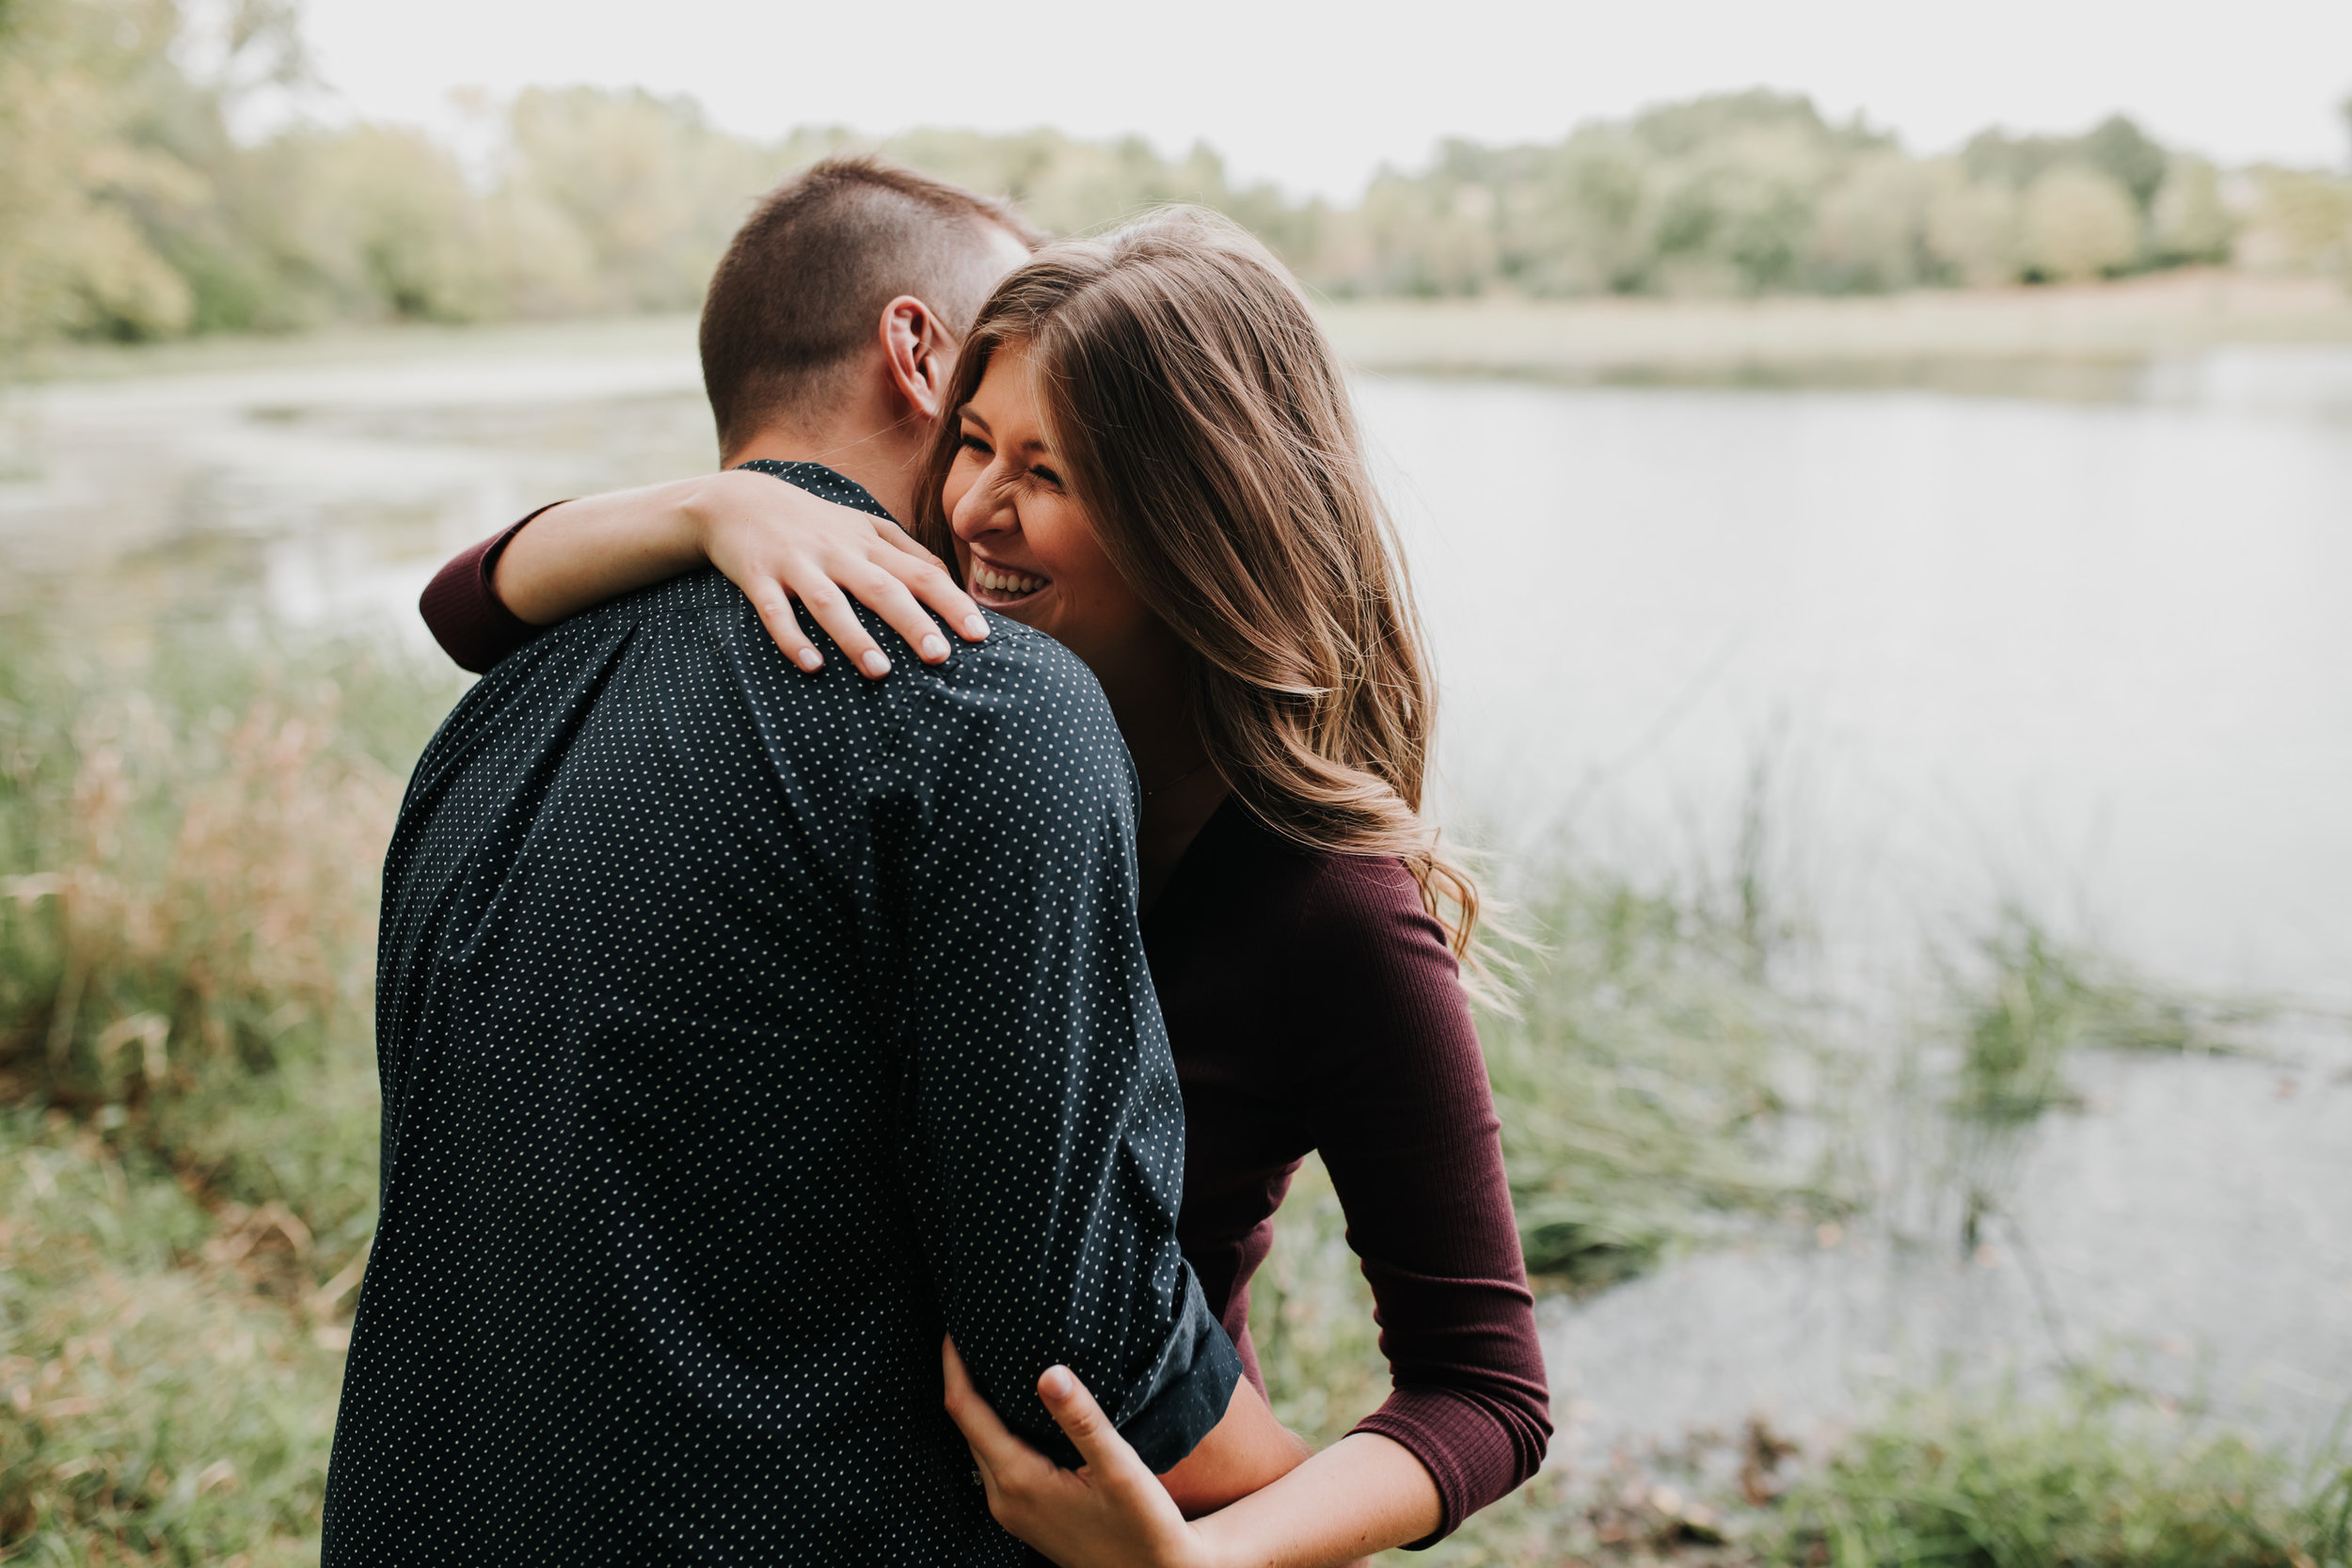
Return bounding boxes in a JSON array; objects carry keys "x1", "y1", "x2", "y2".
[{"x1": 323, "y1": 158, "x2": 1549, "y2": 1566}]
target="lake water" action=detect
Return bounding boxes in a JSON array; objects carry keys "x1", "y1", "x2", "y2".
[{"x1": 4, "y1": 322, "x2": 2346, "y2": 1466}]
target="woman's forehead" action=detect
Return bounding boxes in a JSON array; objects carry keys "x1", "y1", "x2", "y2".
[{"x1": 967, "y1": 345, "x2": 1054, "y2": 447}]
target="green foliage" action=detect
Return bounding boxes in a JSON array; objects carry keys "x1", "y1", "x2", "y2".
[
  {"x1": 1766, "y1": 1381, "x2": 2352, "y2": 1568},
  {"x1": 1966, "y1": 115, "x2": 2170, "y2": 214},
  {"x1": 0, "y1": 626, "x2": 457, "y2": 1263},
  {"x1": 2019, "y1": 165, "x2": 2143, "y2": 282},
  {"x1": 1306, "y1": 97, "x2": 2261, "y2": 299},
  {"x1": 0, "y1": 0, "x2": 204, "y2": 350},
  {"x1": 1244, "y1": 1155, "x2": 1389, "y2": 1449},
  {"x1": 0, "y1": 1109, "x2": 346, "y2": 1564},
  {"x1": 0, "y1": 625, "x2": 453, "y2": 1561},
  {"x1": 10, "y1": 0, "x2": 2346, "y2": 356},
  {"x1": 1391, "y1": 1382, "x2": 2352, "y2": 1566},
  {"x1": 2235, "y1": 166, "x2": 2352, "y2": 277}
]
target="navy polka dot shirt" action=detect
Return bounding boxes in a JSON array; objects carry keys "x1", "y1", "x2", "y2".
[{"x1": 325, "y1": 465, "x2": 1240, "y2": 1565}]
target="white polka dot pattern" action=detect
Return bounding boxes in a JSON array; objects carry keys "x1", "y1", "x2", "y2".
[{"x1": 323, "y1": 466, "x2": 1239, "y2": 1565}]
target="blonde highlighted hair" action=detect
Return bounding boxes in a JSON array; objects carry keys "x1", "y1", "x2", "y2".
[{"x1": 914, "y1": 209, "x2": 1485, "y2": 959}]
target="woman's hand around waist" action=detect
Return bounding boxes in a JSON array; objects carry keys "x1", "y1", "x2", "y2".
[
  {"x1": 944, "y1": 1338, "x2": 1414, "y2": 1568},
  {"x1": 944, "y1": 1337, "x2": 1224, "y2": 1568}
]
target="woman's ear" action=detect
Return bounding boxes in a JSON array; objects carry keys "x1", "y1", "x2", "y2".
[{"x1": 879, "y1": 295, "x2": 951, "y2": 421}]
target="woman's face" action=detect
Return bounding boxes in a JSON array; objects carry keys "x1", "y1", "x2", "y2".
[{"x1": 942, "y1": 340, "x2": 1161, "y2": 676}]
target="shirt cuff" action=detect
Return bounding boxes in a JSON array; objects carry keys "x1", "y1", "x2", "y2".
[{"x1": 1110, "y1": 1275, "x2": 1246, "y2": 1476}]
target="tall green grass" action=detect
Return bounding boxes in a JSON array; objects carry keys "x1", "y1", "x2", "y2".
[
  {"x1": 0, "y1": 1108, "x2": 349, "y2": 1564},
  {"x1": 1764, "y1": 1380, "x2": 2352, "y2": 1568},
  {"x1": 1483, "y1": 860, "x2": 1850, "y2": 1291},
  {"x1": 0, "y1": 623, "x2": 453, "y2": 1243},
  {"x1": 1398, "y1": 1378, "x2": 2352, "y2": 1566},
  {"x1": 0, "y1": 624, "x2": 457, "y2": 1561}
]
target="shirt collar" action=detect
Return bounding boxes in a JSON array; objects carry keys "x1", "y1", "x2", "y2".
[{"x1": 731, "y1": 459, "x2": 895, "y2": 523}]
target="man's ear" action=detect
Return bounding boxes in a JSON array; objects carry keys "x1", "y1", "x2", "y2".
[{"x1": 878, "y1": 295, "x2": 951, "y2": 422}]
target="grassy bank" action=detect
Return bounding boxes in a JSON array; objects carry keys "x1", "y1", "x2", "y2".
[
  {"x1": 1319, "y1": 271, "x2": 2352, "y2": 389},
  {"x1": 17, "y1": 271, "x2": 2348, "y2": 400},
  {"x1": 0, "y1": 625, "x2": 455, "y2": 1561}
]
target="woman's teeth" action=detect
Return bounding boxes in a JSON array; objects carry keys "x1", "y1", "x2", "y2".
[{"x1": 974, "y1": 564, "x2": 1045, "y2": 598}]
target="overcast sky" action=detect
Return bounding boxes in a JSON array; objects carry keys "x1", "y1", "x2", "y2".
[{"x1": 301, "y1": 0, "x2": 2352, "y2": 199}]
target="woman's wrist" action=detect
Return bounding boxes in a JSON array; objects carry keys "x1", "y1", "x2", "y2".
[
  {"x1": 676, "y1": 468, "x2": 757, "y2": 565},
  {"x1": 1185, "y1": 1506, "x2": 1263, "y2": 1568},
  {"x1": 494, "y1": 477, "x2": 721, "y2": 626}
]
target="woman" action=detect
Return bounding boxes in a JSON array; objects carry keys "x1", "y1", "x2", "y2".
[{"x1": 419, "y1": 210, "x2": 1549, "y2": 1563}]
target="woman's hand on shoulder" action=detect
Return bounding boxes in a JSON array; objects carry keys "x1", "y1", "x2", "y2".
[
  {"x1": 943, "y1": 1338, "x2": 1224, "y2": 1568},
  {"x1": 685, "y1": 467, "x2": 988, "y2": 678}
]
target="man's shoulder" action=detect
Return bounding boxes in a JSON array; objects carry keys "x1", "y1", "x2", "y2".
[
  {"x1": 448, "y1": 573, "x2": 1120, "y2": 776},
  {"x1": 859, "y1": 610, "x2": 1136, "y2": 819},
  {"x1": 911, "y1": 610, "x2": 1098, "y2": 702}
]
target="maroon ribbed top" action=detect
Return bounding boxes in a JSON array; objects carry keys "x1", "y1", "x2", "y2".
[{"x1": 419, "y1": 527, "x2": 1552, "y2": 1540}]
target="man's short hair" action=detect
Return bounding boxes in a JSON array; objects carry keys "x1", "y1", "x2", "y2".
[{"x1": 699, "y1": 157, "x2": 1041, "y2": 452}]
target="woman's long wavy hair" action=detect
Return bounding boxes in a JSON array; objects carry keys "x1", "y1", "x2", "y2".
[{"x1": 913, "y1": 208, "x2": 1486, "y2": 961}]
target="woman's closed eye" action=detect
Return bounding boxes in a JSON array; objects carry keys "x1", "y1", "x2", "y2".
[{"x1": 960, "y1": 433, "x2": 993, "y2": 459}]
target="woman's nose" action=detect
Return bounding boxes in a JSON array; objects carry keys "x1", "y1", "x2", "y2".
[{"x1": 950, "y1": 467, "x2": 1013, "y2": 541}]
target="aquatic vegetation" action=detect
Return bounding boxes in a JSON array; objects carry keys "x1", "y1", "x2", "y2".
[
  {"x1": 1946, "y1": 903, "x2": 2265, "y2": 1126},
  {"x1": 1482, "y1": 863, "x2": 1851, "y2": 1291}
]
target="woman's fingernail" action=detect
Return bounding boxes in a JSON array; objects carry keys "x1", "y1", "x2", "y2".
[
  {"x1": 796, "y1": 649, "x2": 822, "y2": 672},
  {"x1": 1041, "y1": 1367, "x2": 1072, "y2": 1401},
  {"x1": 861, "y1": 650, "x2": 891, "y2": 677},
  {"x1": 962, "y1": 615, "x2": 989, "y2": 640},
  {"x1": 921, "y1": 634, "x2": 948, "y2": 660}
]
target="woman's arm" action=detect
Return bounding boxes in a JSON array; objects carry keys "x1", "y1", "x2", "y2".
[
  {"x1": 420, "y1": 468, "x2": 988, "y2": 677},
  {"x1": 1291, "y1": 857, "x2": 1553, "y2": 1541}
]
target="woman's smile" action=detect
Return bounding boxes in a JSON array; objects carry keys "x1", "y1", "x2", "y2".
[{"x1": 966, "y1": 552, "x2": 1050, "y2": 606}]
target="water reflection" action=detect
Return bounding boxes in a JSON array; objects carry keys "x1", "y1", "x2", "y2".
[{"x1": 1545, "y1": 1038, "x2": 2352, "y2": 1469}]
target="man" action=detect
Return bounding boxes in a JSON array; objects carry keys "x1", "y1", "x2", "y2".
[{"x1": 324, "y1": 159, "x2": 1244, "y2": 1565}]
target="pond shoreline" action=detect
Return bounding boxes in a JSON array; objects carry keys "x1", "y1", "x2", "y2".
[{"x1": 14, "y1": 271, "x2": 2348, "y2": 395}]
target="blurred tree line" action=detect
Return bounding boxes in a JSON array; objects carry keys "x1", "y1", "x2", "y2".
[{"x1": 5, "y1": 0, "x2": 2351, "y2": 353}]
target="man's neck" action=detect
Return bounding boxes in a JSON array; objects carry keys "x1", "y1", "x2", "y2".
[{"x1": 723, "y1": 422, "x2": 922, "y2": 524}]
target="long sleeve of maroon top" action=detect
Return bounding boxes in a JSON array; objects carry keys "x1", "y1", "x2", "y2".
[
  {"x1": 1296, "y1": 858, "x2": 1551, "y2": 1529},
  {"x1": 419, "y1": 514, "x2": 1554, "y2": 1541},
  {"x1": 1144, "y1": 806, "x2": 1550, "y2": 1543},
  {"x1": 418, "y1": 511, "x2": 557, "y2": 673}
]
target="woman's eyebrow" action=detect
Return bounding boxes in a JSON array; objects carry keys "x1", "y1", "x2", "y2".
[{"x1": 958, "y1": 405, "x2": 1052, "y2": 456}]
